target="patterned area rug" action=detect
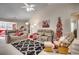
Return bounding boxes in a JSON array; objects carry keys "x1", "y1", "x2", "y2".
[{"x1": 12, "y1": 39, "x2": 44, "y2": 55}]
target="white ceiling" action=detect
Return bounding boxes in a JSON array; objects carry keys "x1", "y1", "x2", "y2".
[
  {"x1": 0, "y1": 3, "x2": 79, "y2": 21},
  {"x1": 0, "y1": 3, "x2": 48, "y2": 20}
]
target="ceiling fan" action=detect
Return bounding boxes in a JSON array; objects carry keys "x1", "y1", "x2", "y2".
[{"x1": 21, "y1": 3, "x2": 35, "y2": 12}]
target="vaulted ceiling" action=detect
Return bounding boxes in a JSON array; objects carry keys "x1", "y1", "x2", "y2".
[
  {"x1": 0, "y1": 3, "x2": 48, "y2": 20},
  {"x1": 0, "y1": 3, "x2": 79, "y2": 21}
]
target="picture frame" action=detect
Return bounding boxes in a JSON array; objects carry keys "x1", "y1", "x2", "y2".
[{"x1": 42, "y1": 20, "x2": 50, "y2": 28}]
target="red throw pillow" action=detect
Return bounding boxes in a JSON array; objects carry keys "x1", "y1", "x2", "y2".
[
  {"x1": 19, "y1": 33, "x2": 24, "y2": 36},
  {"x1": 32, "y1": 33, "x2": 39, "y2": 40},
  {"x1": 29, "y1": 35, "x2": 33, "y2": 38},
  {"x1": 27, "y1": 33, "x2": 38, "y2": 40},
  {"x1": 15, "y1": 32, "x2": 20, "y2": 36}
]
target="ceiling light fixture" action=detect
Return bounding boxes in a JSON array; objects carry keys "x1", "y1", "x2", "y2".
[
  {"x1": 21, "y1": 3, "x2": 35, "y2": 12},
  {"x1": 34, "y1": 24, "x2": 37, "y2": 26},
  {"x1": 25, "y1": 22, "x2": 29, "y2": 25}
]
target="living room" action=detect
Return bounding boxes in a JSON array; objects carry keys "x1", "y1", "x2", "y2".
[{"x1": 0, "y1": 3, "x2": 78, "y2": 55}]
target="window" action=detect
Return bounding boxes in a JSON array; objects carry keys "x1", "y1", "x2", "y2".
[{"x1": 0, "y1": 21, "x2": 17, "y2": 30}]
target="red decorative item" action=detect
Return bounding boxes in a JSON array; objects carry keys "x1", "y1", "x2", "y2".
[
  {"x1": 0, "y1": 29, "x2": 6, "y2": 37},
  {"x1": 32, "y1": 33, "x2": 39, "y2": 40},
  {"x1": 15, "y1": 30, "x2": 24, "y2": 36},
  {"x1": 15, "y1": 30, "x2": 20, "y2": 36},
  {"x1": 42, "y1": 20, "x2": 49, "y2": 28},
  {"x1": 29, "y1": 35, "x2": 33, "y2": 38},
  {"x1": 28, "y1": 33, "x2": 39, "y2": 40},
  {"x1": 56, "y1": 17, "x2": 63, "y2": 41}
]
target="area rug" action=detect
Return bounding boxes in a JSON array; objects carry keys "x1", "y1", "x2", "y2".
[{"x1": 12, "y1": 39, "x2": 44, "y2": 55}]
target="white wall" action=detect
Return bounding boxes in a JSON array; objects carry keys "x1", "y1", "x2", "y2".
[
  {"x1": 77, "y1": 21, "x2": 79, "y2": 39},
  {"x1": 30, "y1": 4, "x2": 79, "y2": 35},
  {"x1": 30, "y1": 4, "x2": 72, "y2": 34}
]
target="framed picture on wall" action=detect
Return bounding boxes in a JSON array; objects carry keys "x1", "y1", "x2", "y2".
[{"x1": 42, "y1": 20, "x2": 50, "y2": 28}]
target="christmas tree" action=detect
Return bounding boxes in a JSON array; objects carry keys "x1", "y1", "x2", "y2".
[{"x1": 56, "y1": 17, "x2": 63, "y2": 41}]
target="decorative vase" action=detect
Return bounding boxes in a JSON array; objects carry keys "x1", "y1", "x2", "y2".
[
  {"x1": 44, "y1": 41, "x2": 54, "y2": 52},
  {"x1": 58, "y1": 46, "x2": 69, "y2": 54}
]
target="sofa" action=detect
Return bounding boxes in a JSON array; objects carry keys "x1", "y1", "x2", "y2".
[
  {"x1": 37, "y1": 28, "x2": 54, "y2": 42},
  {"x1": 6, "y1": 30, "x2": 28, "y2": 43}
]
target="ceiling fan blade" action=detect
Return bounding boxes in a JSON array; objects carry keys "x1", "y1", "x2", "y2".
[
  {"x1": 24, "y1": 3, "x2": 29, "y2": 7},
  {"x1": 21, "y1": 3, "x2": 35, "y2": 12},
  {"x1": 21, "y1": 6, "x2": 26, "y2": 8},
  {"x1": 30, "y1": 8, "x2": 35, "y2": 11},
  {"x1": 30, "y1": 5, "x2": 35, "y2": 7}
]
